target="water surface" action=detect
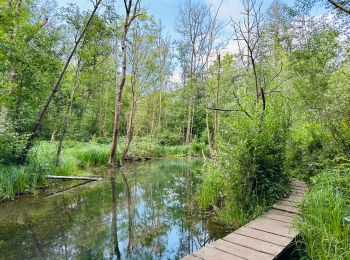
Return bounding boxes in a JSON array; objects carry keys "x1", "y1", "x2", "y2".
[{"x1": 0, "y1": 159, "x2": 229, "y2": 259}]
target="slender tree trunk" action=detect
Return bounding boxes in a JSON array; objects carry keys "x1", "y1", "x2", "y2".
[
  {"x1": 158, "y1": 69, "x2": 164, "y2": 131},
  {"x1": 121, "y1": 78, "x2": 137, "y2": 160},
  {"x1": 109, "y1": 3, "x2": 134, "y2": 166},
  {"x1": 185, "y1": 48, "x2": 195, "y2": 144},
  {"x1": 56, "y1": 57, "x2": 82, "y2": 166},
  {"x1": 205, "y1": 105, "x2": 212, "y2": 154},
  {"x1": 150, "y1": 99, "x2": 157, "y2": 140},
  {"x1": 185, "y1": 91, "x2": 193, "y2": 144},
  {"x1": 158, "y1": 91, "x2": 162, "y2": 130},
  {"x1": 50, "y1": 130, "x2": 56, "y2": 141},
  {"x1": 214, "y1": 53, "x2": 221, "y2": 148},
  {"x1": 98, "y1": 89, "x2": 106, "y2": 138},
  {"x1": 19, "y1": 0, "x2": 102, "y2": 163}
]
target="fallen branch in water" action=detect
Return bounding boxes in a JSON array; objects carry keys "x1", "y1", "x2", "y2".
[
  {"x1": 45, "y1": 180, "x2": 97, "y2": 198},
  {"x1": 46, "y1": 175, "x2": 101, "y2": 181}
]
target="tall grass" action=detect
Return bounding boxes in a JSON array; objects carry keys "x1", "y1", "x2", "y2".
[
  {"x1": 66, "y1": 142, "x2": 112, "y2": 167},
  {"x1": 0, "y1": 163, "x2": 46, "y2": 201},
  {"x1": 0, "y1": 139, "x2": 194, "y2": 201},
  {"x1": 297, "y1": 167, "x2": 350, "y2": 259}
]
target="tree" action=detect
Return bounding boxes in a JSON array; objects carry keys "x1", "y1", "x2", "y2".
[
  {"x1": 231, "y1": 0, "x2": 266, "y2": 112},
  {"x1": 19, "y1": 0, "x2": 103, "y2": 163},
  {"x1": 121, "y1": 15, "x2": 157, "y2": 160},
  {"x1": 176, "y1": 0, "x2": 222, "y2": 144},
  {"x1": 108, "y1": 0, "x2": 142, "y2": 167}
]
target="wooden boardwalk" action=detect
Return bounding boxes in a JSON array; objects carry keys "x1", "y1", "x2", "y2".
[{"x1": 182, "y1": 179, "x2": 307, "y2": 260}]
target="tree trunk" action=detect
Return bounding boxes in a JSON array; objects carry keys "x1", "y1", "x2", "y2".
[
  {"x1": 121, "y1": 77, "x2": 137, "y2": 161},
  {"x1": 185, "y1": 92, "x2": 193, "y2": 144},
  {"x1": 56, "y1": 57, "x2": 82, "y2": 166},
  {"x1": 19, "y1": 0, "x2": 102, "y2": 164},
  {"x1": 109, "y1": 11, "x2": 131, "y2": 167},
  {"x1": 214, "y1": 53, "x2": 221, "y2": 148},
  {"x1": 158, "y1": 91, "x2": 162, "y2": 130}
]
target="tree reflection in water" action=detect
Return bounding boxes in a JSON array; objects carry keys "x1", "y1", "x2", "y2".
[
  {"x1": 0, "y1": 159, "x2": 231, "y2": 259},
  {"x1": 109, "y1": 169, "x2": 121, "y2": 259}
]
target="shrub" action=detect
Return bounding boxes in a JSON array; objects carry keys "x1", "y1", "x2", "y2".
[
  {"x1": 0, "y1": 123, "x2": 28, "y2": 164},
  {"x1": 198, "y1": 101, "x2": 290, "y2": 225},
  {"x1": 191, "y1": 139, "x2": 208, "y2": 156},
  {"x1": 285, "y1": 123, "x2": 333, "y2": 180}
]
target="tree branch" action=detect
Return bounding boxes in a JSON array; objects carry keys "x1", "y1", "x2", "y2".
[
  {"x1": 206, "y1": 107, "x2": 239, "y2": 112},
  {"x1": 328, "y1": 0, "x2": 350, "y2": 14}
]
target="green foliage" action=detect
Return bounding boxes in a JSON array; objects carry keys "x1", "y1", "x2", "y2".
[
  {"x1": 0, "y1": 2, "x2": 349, "y2": 258},
  {"x1": 199, "y1": 100, "x2": 290, "y2": 225},
  {"x1": 285, "y1": 123, "x2": 332, "y2": 180},
  {"x1": 190, "y1": 138, "x2": 208, "y2": 156},
  {"x1": 297, "y1": 166, "x2": 350, "y2": 259},
  {"x1": 157, "y1": 129, "x2": 183, "y2": 146},
  {"x1": 0, "y1": 123, "x2": 27, "y2": 164}
]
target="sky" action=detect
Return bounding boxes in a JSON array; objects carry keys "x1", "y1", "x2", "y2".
[
  {"x1": 56, "y1": 0, "x2": 326, "y2": 38},
  {"x1": 57, "y1": 0, "x2": 282, "y2": 35},
  {"x1": 56, "y1": 0, "x2": 326, "y2": 83}
]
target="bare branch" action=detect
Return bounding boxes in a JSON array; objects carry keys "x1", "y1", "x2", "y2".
[{"x1": 328, "y1": 0, "x2": 350, "y2": 14}]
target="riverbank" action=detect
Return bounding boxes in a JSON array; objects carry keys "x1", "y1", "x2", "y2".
[{"x1": 0, "y1": 139, "x2": 208, "y2": 201}]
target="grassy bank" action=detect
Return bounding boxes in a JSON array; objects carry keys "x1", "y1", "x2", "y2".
[
  {"x1": 0, "y1": 138, "x2": 206, "y2": 201},
  {"x1": 296, "y1": 163, "x2": 350, "y2": 259}
]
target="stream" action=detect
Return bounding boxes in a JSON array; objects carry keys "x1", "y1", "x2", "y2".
[{"x1": 0, "y1": 159, "x2": 230, "y2": 259}]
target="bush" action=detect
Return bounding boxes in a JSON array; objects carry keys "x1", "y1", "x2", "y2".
[
  {"x1": 285, "y1": 123, "x2": 333, "y2": 180},
  {"x1": 157, "y1": 130, "x2": 183, "y2": 146},
  {"x1": 198, "y1": 101, "x2": 290, "y2": 225},
  {"x1": 191, "y1": 139, "x2": 208, "y2": 156},
  {"x1": 0, "y1": 123, "x2": 28, "y2": 164}
]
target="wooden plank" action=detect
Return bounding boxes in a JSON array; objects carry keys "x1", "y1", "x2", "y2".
[
  {"x1": 291, "y1": 182, "x2": 307, "y2": 188},
  {"x1": 286, "y1": 197, "x2": 304, "y2": 204},
  {"x1": 262, "y1": 212, "x2": 294, "y2": 223},
  {"x1": 210, "y1": 239, "x2": 274, "y2": 260},
  {"x1": 269, "y1": 209, "x2": 297, "y2": 218},
  {"x1": 234, "y1": 226, "x2": 293, "y2": 247},
  {"x1": 245, "y1": 218, "x2": 297, "y2": 238},
  {"x1": 273, "y1": 203, "x2": 299, "y2": 214},
  {"x1": 46, "y1": 175, "x2": 101, "y2": 181},
  {"x1": 223, "y1": 233, "x2": 285, "y2": 256},
  {"x1": 193, "y1": 246, "x2": 243, "y2": 260},
  {"x1": 283, "y1": 196, "x2": 303, "y2": 204},
  {"x1": 290, "y1": 190, "x2": 305, "y2": 196},
  {"x1": 293, "y1": 186, "x2": 307, "y2": 191},
  {"x1": 291, "y1": 179, "x2": 307, "y2": 187},
  {"x1": 181, "y1": 180, "x2": 307, "y2": 260},
  {"x1": 278, "y1": 200, "x2": 298, "y2": 208},
  {"x1": 182, "y1": 255, "x2": 202, "y2": 260}
]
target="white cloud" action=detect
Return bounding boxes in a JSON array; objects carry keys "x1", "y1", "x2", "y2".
[{"x1": 206, "y1": 0, "x2": 243, "y2": 22}]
